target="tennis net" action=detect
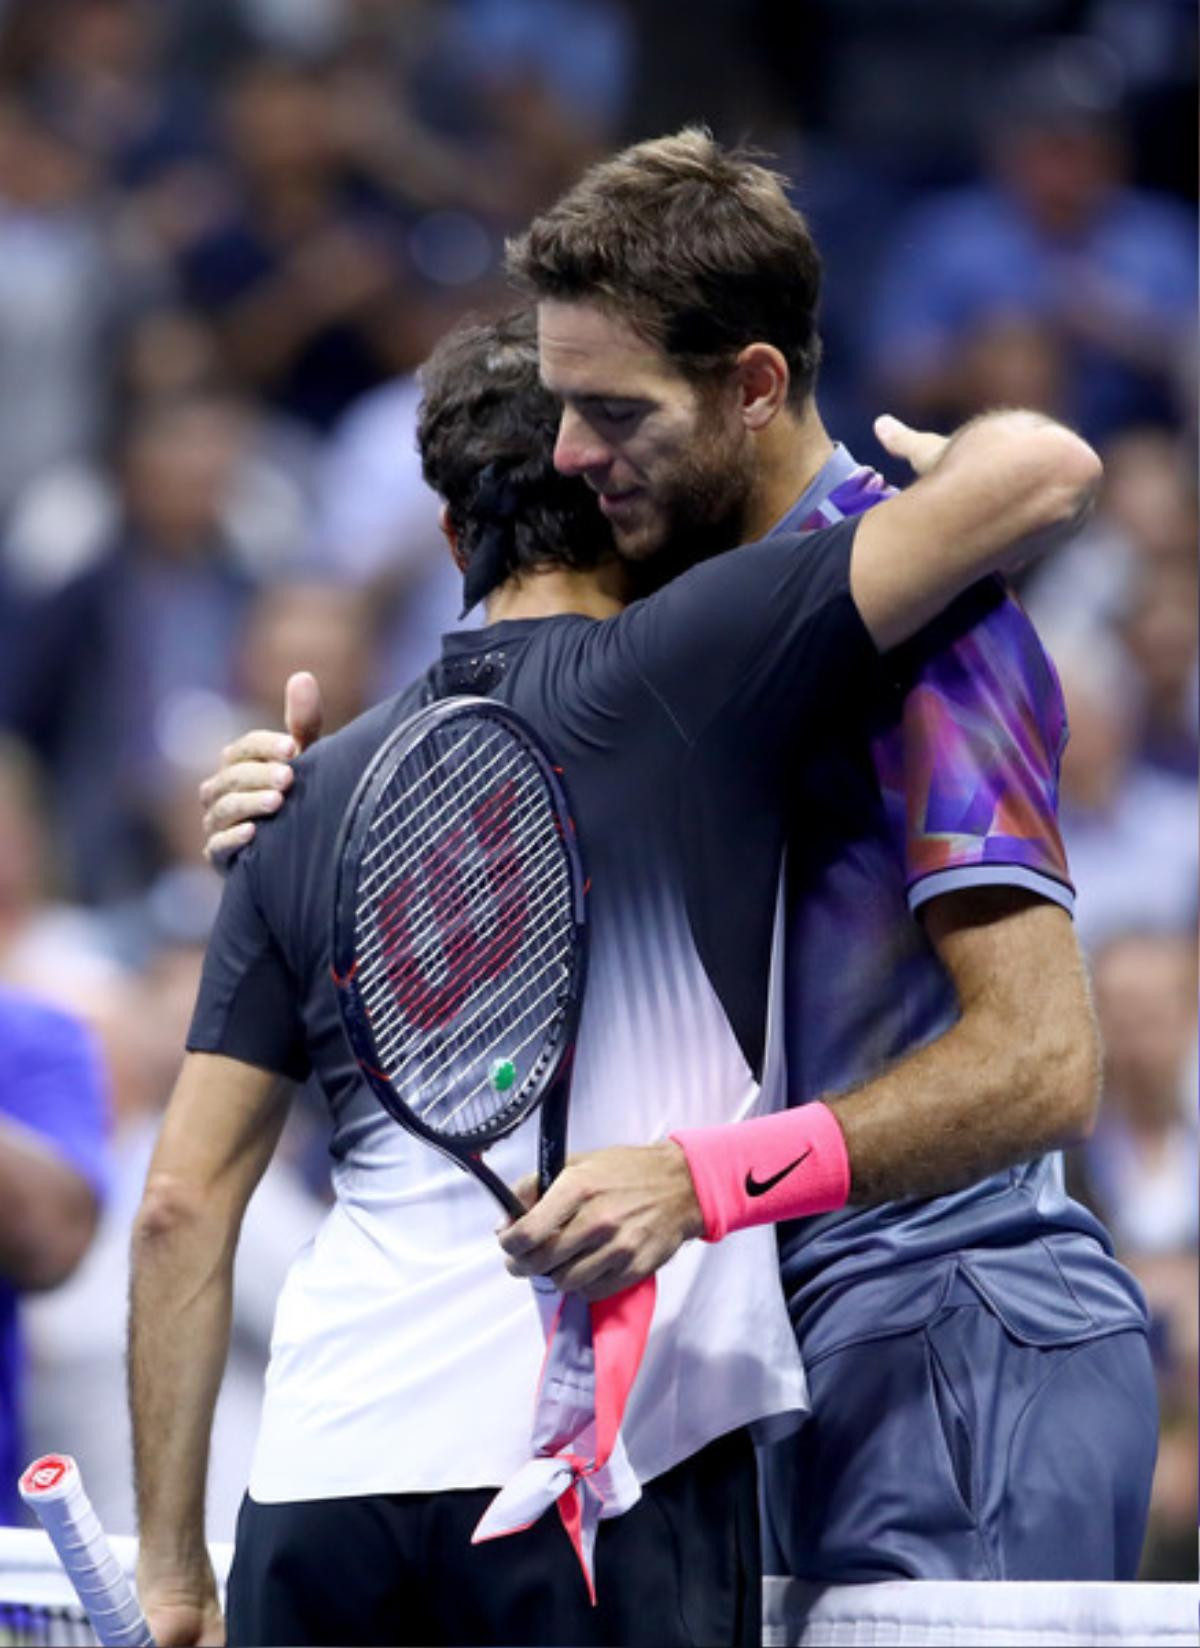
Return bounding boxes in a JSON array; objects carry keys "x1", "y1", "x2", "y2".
[
  {"x1": 0, "y1": 1527, "x2": 1193, "y2": 1645},
  {"x1": 0, "y1": 1528, "x2": 231, "y2": 1646}
]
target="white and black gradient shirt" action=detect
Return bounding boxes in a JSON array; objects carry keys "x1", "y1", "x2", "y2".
[{"x1": 189, "y1": 518, "x2": 877, "y2": 1502}]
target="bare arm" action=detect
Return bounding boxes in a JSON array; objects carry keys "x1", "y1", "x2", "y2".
[
  {"x1": 130, "y1": 1053, "x2": 294, "y2": 1647},
  {"x1": 829, "y1": 887, "x2": 1098, "y2": 1200},
  {"x1": 851, "y1": 410, "x2": 1101, "y2": 651},
  {"x1": 500, "y1": 889, "x2": 1098, "y2": 1298},
  {"x1": 0, "y1": 1120, "x2": 97, "y2": 1290}
]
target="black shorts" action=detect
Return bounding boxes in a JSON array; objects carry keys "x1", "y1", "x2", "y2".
[{"x1": 226, "y1": 1427, "x2": 760, "y2": 1647}]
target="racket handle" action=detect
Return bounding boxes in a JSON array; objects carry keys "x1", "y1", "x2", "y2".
[
  {"x1": 19, "y1": 1454, "x2": 155, "y2": 1647},
  {"x1": 537, "y1": 1070, "x2": 571, "y2": 1194}
]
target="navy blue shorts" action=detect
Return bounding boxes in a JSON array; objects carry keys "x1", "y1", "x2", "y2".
[
  {"x1": 760, "y1": 1280, "x2": 1158, "y2": 1582},
  {"x1": 226, "y1": 1426, "x2": 760, "y2": 1647}
]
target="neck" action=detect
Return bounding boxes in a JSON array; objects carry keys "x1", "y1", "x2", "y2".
[
  {"x1": 483, "y1": 559, "x2": 631, "y2": 622},
  {"x1": 742, "y1": 400, "x2": 836, "y2": 542}
]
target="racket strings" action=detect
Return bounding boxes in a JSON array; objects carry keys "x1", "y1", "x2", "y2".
[
  {"x1": 367, "y1": 873, "x2": 569, "y2": 1062},
  {"x1": 352, "y1": 721, "x2": 577, "y2": 1141},
  {"x1": 367, "y1": 880, "x2": 573, "y2": 1136},
  {"x1": 372, "y1": 899, "x2": 572, "y2": 1125},
  {"x1": 357, "y1": 759, "x2": 559, "y2": 1008},
  {"x1": 371, "y1": 809, "x2": 525, "y2": 1025},
  {"x1": 358, "y1": 727, "x2": 516, "y2": 894},
  {"x1": 355, "y1": 781, "x2": 556, "y2": 984}
]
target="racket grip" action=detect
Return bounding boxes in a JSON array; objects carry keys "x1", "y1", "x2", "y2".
[
  {"x1": 537, "y1": 1069, "x2": 571, "y2": 1194},
  {"x1": 19, "y1": 1455, "x2": 155, "y2": 1647}
]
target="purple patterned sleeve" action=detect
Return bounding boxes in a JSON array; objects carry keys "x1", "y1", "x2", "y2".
[{"x1": 871, "y1": 586, "x2": 1075, "y2": 912}]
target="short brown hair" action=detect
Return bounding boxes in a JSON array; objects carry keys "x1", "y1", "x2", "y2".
[{"x1": 507, "y1": 127, "x2": 823, "y2": 403}]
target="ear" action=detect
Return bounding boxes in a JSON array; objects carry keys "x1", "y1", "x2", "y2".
[
  {"x1": 440, "y1": 503, "x2": 467, "y2": 572},
  {"x1": 734, "y1": 343, "x2": 790, "y2": 431}
]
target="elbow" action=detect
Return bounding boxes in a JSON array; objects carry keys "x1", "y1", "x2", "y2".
[
  {"x1": 1022, "y1": 423, "x2": 1103, "y2": 540},
  {"x1": 132, "y1": 1171, "x2": 210, "y2": 1256}
]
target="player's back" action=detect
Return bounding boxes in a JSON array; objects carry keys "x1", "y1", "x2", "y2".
[{"x1": 195, "y1": 517, "x2": 875, "y2": 1503}]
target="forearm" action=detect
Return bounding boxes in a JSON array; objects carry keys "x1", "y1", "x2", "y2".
[
  {"x1": 128, "y1": 1055, "x2": 293, "y2": 1599},
  {"x1": 678, "y1": 898, "x2": 1100, "y2": 1224},
  {"x1": 831, "y1": 993, "x2": 1098, "y2": 1205},
  {"x1": 674, "y1": 1007, "x2": 1094, "y2": 1238},
  {"x1": 129, "y1": 1181, "x2": 234, "y2": 1582}
]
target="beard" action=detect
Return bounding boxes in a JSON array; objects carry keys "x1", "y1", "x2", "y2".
[{"x1": 615, "y1": 410, "x2": 758, "y2": 598}]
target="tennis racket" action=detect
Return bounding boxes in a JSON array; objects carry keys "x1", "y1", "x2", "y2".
[
  {"x1": 331, "y1": 695, "x2": 588, "y2": 1224},
  {"x1": 19, "y1": 1454, "x2": 154, "y2": 1647}
]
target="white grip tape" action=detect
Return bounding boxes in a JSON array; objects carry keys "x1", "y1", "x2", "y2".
[{"x1": 19, "y1": 1455, "x2": 154, "y2": 1647}]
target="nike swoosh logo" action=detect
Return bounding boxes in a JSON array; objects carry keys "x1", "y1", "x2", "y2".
[{"x1": 744, "y1": 1148, "x2": 813, "y2": 1198}]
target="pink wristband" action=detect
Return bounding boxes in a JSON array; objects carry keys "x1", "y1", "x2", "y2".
[{"x1": 670, "y1": 1102, "x2": 851, "y2": 1242}]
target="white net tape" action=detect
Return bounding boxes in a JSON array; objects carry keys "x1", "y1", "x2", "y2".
[
  {"x1": 764, "y1": 1576, "x2": 1199, "y2": 1647},
  {"x1": 0, "y1": 1530, "x2": 1193, "y2": 1646}
]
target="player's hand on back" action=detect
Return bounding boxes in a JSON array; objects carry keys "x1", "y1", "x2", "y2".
[
  {"x1": 498, "y1": 1140, "x2": 705, "y2": 1301},
  {"x1": 201, "y1": 671, "x2": 325, "y2": 867}
]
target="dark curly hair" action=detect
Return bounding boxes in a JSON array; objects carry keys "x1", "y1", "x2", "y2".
[{"x1": 416, "y1": 307, "x2": 614, "y2": 604}]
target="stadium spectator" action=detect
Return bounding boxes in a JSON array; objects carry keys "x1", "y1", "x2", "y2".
[
  {"x1": 1082, "y1": 933, "x2": 1198, "y2": 1256},
  {"x1": 310, "y1": 372, "x2": 474, "y2": 690},
  {"x1": 24, "y1": 926, "x2": 322, "y2": 1542},
  {"x1": 174, "y1": 55, "x2": 424, "y2": 431},
  {"x1": 1053, "y1": 636, "x2": 1197, "y2": 956},
  {"x1": 1129, "y1": 1247, "x2": 1199, "y2": 1581},
  {"x1": 0, "y1": 391, "x2": 267, "y2": 902},
  {"x1": 231, "y1": 577, "x2": 378, "y2": 741},
  {"x1": 869, "y1": 37, "x2": 1198, "y2": 443},
  {"x1": 1021, "y1": 425, "x2": 1199, "y2": 667},
  {"x1": 0, "y1": 737, "x2": 128, "y2": 1015},
  {"x1": 0, "y1": 986, "x2": 109, "y2": 1523},
  {"x1": 0, "y1": 94, "x2": 121, "y2": 514}
]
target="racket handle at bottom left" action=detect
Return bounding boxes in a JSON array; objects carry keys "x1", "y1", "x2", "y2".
[{"x1": 19, "y1": 1454, "x2": 155, "y2": 1647}]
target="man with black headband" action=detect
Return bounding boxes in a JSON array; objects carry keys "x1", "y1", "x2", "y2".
[{"x1": 132, "y1": 304, "x2": 1101, "y2": 1647}]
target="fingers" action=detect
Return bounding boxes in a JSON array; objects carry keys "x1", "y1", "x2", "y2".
[
  {"x1": 285, "y1": 671, "x2": 324, "y2": 751},
  {"x1": 873, "y1": 413, "x2": 950, "y2": 476},
  {"x1": 200, "y1": 767, "x2": 294, "y2": 866},
  {"x1": 204, "y1": 821, "x2": 256, "y2": 868},
  {"x1": 216, "y1": 731, "x2": 297, "y2": 774},
  {"x1": 199, "y1": 760, "x2": 294, "y2": 815},
  {"x1": 499, "y1": 1174, "x2": 578, "y2": 1258},
  {"x1": 509, "y1": 1173, "x2": 540, "y2": 1214}
]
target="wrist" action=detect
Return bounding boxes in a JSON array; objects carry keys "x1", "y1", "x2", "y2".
[
  {"x1": 669, "y1": 1102, "x2": 851, "y2": 1242},
  {"x1": 656, "y1": 1138, "x2": 707, "y2": 1242}
]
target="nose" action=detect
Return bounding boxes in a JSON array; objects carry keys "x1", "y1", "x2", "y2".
[{"x1": 554, "y1": 406, "x2": 611, "y2": 479}]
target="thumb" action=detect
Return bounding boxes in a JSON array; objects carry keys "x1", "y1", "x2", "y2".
[
  {"x1": 873, "y1": 413, "x2": 948, "y2": 477},
  {"x1": 285, "y1": 671, "x2": 324, "y2": 752}
]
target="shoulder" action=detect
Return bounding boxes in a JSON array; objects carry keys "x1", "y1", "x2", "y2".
[
  {"x1": 268, "y1": 688, "x2": 425, "y2": 831},
  {"x1": 231, "y1": 687, "x2": 429, "y2": 913}
]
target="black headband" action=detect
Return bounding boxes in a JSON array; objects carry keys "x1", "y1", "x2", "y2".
[{"x1": 458, "y1": 462, "x2": 523, "y2": 618}]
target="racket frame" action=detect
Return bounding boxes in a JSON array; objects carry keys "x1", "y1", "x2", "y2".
[{"x1": 331, "y1": 695, "x2": 587, "y2": 1220}]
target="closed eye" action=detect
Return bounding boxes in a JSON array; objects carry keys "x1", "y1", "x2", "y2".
[{"x1": 592, "y1": 402, "x2": 644, "y2": 429}]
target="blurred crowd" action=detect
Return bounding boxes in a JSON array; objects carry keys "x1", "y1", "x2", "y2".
[{"x1": 0, "y1": 0, "x2": 1191, "y2": 1582}]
